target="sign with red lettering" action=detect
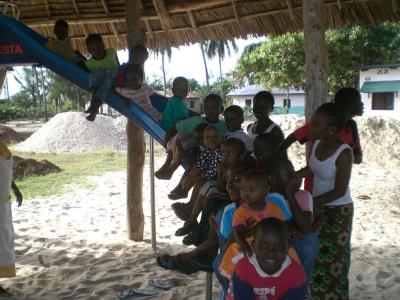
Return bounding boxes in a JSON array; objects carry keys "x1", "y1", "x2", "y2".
[{"x1": 0, "y1": 44, "x2": 23, "y2": 55}]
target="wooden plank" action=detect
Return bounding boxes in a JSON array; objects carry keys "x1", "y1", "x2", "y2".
[
  {"x1": 303, "y1": 0, "x2": 328, "y2": 121},
  {"x1": 126, "y1": 0, "x2": 146, "y2": 242},
  {"x1": 285, "y1": 0, "x2": 295, "y2": 19},
  {"x1": 168, "y1": 0, "x2": 231, "y2": 13},
  {"x1": 100, "y1": 0, "x2": 110, "y2": 15},
  {"x1": 187, "y1": 10, "x2": 197, "y2": 28},
  {"x1": 42, "y1": 0, "x2": 51, "y2": 18},
  {"x1": 152, "y1": 0, "x2": 173, "y2": 31},
  {"x1": 145, "y1": 20, "x2": 154, "y2": 40}
]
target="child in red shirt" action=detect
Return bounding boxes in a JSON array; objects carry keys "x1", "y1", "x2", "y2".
[{"x1": 232, "y1": 218, "x2": 307, "y2": 300}]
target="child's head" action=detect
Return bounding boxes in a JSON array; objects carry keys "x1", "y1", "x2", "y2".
[
  {"x1": 203, "y1": 126, "x2": 221, "y2": 150},
  {"x1": 193, "y1": 123, "x2": 208, "y2": 147},
  {"x1": 203, "y1": 94, "x2": 222, "y2": 124},
  {"x1": 172, "y1": 77, "x2": 189, "y2": 99},
  {"x1": 125, "y1": 64, "x2": 143, "y2": 90},
  {"x1": 253, "y1": 133, "x2": 282, "y2": 163},
  {"x1": 252, "y1": 218, "x2": 289, "y2": 275},
  {"x1": 85, "y1": 34, "x2": 105, "y2": 59},
  {"x1": 221, "y1": 138, "x2": 246, "y2": 168},
  {"x1": 311, "y1": 102, "x2": 345, "y2": 140},
  {"x1": 226, "y1": 163, "x2": 250, "y2": 203},
  {"x1": 240, "y1": 169, "x2": 270, "y2": 206},
  {"x1": 130, "y1": 44, "x2": 149, "y2": 65},
  {"x1": 334, "y1": 88, "x2": 363, "y2": 119},
  {"x1": 253, "y1": 91, "x2": 275, "y2": 121},
  {"x1": 223, "y1": 105, "x2": 244, "y2": 132},
  {"x1": 262, "y1": 159, "x2": 297, "y2": 193},
  {"x1": 53, "y1": 20, "x2": 69, "y2": 41}
]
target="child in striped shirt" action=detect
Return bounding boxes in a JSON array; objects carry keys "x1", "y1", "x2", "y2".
[{"x1": 115, "y1": 63, "x2": 161, "y2": 122}]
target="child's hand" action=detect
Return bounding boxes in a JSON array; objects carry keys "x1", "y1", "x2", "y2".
[{"x1": 286, "y1": 174, "x2": 301, "y2": 196}]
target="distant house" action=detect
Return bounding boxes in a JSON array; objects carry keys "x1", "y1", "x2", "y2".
[
  {"x1": 359, "y1": 63, "x2": 400, "y2": 120},
  {"x1": 156, "y1": 90, "x2": 202, "y2": 114},
  {"x1": 227, "y1": 84, "x2": 305, "y2": 114}
]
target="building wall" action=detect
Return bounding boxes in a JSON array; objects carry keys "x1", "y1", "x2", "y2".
[
  {"x1": 359, "y1": 67, "x2": 400, "y2": 120},
  {"x1": 232, "y1": 94, "x2": 305, "y2": 112},
  {"x1": 184, "y1": 99, "x2": 203, "y2": 114}
]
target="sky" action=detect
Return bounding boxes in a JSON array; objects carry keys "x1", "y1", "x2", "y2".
[{"x1": 0, "y1": 36, "x2": 265, "y2": 98}]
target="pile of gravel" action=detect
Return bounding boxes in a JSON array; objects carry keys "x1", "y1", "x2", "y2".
[{"x1": 15, "y1": 112, "x2": 128, "y2": 153}]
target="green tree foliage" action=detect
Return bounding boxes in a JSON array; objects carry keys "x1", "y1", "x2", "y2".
[{"x1": 235, "y1": 23, "x2": 400, "y2": 92}]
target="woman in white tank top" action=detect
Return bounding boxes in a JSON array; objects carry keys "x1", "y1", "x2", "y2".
[
  {"x1": 293, "y1": 103, "x2": 354, "y2": 300},
  {"x1": 0, "y1": 135, "x2": 22, "y2": 297}
]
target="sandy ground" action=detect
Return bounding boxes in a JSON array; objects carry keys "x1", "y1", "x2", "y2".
[{"x1": 0, "y1": 156, "x2": 400, "y2": 299}]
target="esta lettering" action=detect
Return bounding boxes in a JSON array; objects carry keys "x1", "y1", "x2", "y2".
[{"x1": 0, "y1": 44, "x2": 23, "y2": 55}]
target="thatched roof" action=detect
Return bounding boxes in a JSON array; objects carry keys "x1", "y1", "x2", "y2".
[{"x1": 2, "y1": 0, "x2": 400, "y2": 53}]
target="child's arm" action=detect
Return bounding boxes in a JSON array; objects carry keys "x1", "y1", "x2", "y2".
[
  {"x1": 314, "y1": 148, "x2": 353, "y2": 207},
  {"x1": 11, "y1": 181, "x2": 22, "y2": 207},
  {"x1": 233, "y1": 225, "x2": 253, "y2": 256},
  {"x1": 294, "y1": 166, "x2": 312, "y2": 179},
  {"x1": 216, "y1": 165, "x2": 226, "y2": 193},
  {"x1": 276, "y1": 133, "x2": 297, "y2": 154},
  {"x1": 222, "y1": 232, "x2": 236, "y2": 254},
  {"x1": 285, "y1": 178, "x2": 312, "y2": 233}
]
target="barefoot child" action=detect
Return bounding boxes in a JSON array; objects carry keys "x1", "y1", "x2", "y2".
[
  {"x1": 0, "y1": 135, "x2": 23, "y2": 297},
  {"x1": 154, "y1": 76, "x2": 190, "y2": 179},
  {"x1": 294, "y1": 102, "x2": 354, "y2": 300},
  {"x1": 115, "y1": 64, "x2": 161, "y2": 122},
  {"x1": 233, "y1": 218, "x2": 307, "y2": 300},
  {"x1": 223, "y1": 105, "x2": 253, "y2": 152},
  {"x1": 84, "y1": 34, "x2": 119, "y2": 121},
  {"x1": 247, "y1": 91, "x2": 284, "y2": 143},
  {"x1": 219, "y1": 169, "x2": 292, "y2": 278}
]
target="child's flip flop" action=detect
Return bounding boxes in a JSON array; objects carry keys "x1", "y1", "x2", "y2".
[
  {"x1": 149, "y1": 279, "x2": 172, "y2": 290},
  {"x1": 117, "y1": 288, "x2": 158, "y2": 299}
]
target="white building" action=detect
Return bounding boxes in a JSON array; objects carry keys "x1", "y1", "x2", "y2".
[
  {"x1": 359, "y1": 63, "x2": 400, "y2": 119},
  {"x1": 227, "y1": 84, "x2": 305, "y2": 114}
]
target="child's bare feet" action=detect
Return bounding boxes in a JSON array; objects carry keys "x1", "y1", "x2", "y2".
[
  {"x1": 175, "y1": 220, "x2": 196, "y2": 236},
  {"x1": 155, "y1": 168, "x2": 174, "y2": 180},
  {"x1": 168, "y1": 185, "x2": 189, "y2": 200},
  {"x1": 171, "y1": 202, "x2": 190, "y2": 221}
]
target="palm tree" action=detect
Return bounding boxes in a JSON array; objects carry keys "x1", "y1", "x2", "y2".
[
  {"x1": 200, "y1": 42, "x2": 211, "y2": 92},
  {"x1": 152, "y1": 47, "x2": 172, "y2": 96},
  {"x1": 205, "y1": 39, "x2": 238, "y2": 97}
]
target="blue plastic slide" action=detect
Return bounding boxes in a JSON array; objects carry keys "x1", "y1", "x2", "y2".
[{"x1": 0, "y1": 14, "x2": 166, "y2": 144}]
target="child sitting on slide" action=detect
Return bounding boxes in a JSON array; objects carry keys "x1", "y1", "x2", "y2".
[
  {"x1": 45, "y1": 20, "x2": 83, "y2": 64},
  {"x1": 84, "y1": 34, "x2": 119, "y2": 121},
  {"x1": 115, "y1": 64, "x2": 161, "y2": 122},
  {"x1": 155, "y1": 77, "x2": 190, "y2": 179}
]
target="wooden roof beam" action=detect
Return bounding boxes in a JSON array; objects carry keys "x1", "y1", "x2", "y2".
[
  {"x1": 187, "y1": 10, "x2": 197, "y2": 29},
  {"x1": 100, "y1": 0, "x2": 110, "y2": 15},
  {"x1": 71, "y1": 0, "x2": 80, "y2": 16},
  {"x1": 42, "y1": 0, "x2": 51, "y2": 19},
  {"x1": 285, "y1": 0, "x2": 295, "y2": 20},
  {"x1": 70, "y1": 0, "x2": 88, "y2": 38},
  {"x1": 232, "y1": 1, "x2": 240, "y2": 21},
  {"x1": 99, "y1": 0, "x2": 122, "y2": 45},
  {"x1": 337, "y1": 0, "x2": 343, "y2": 10},
  {"x1": 145, "y1": 20, "x2": 154, "y2": 40},
  {"x1": 152, "y1": 0, "x2": 173, "y2": 31},
  {"x1": 168, "y1": 0, "x2": 231, "y2": 13}
]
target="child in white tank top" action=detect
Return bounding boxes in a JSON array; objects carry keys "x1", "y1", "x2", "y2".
[{"x1": 246, "y1": 91, "x2": 284, "y2": 143}]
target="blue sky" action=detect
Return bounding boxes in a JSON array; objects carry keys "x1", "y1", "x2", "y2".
[{"x1": 1, "y1": 36, "x2": 264, "y2": 97}]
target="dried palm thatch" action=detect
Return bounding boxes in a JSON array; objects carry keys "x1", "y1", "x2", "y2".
[{"x1": 2, "y1": 0, "x2": 400, "y2": 53}]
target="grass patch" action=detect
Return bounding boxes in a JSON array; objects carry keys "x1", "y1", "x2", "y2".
[{"x1": 12, "y1": 151, "x2": 127, "y2": 199}]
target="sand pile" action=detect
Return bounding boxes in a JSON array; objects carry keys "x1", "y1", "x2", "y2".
[
  {"x1": 15, "y1": 112, "x2": 128, "y2": 153},
  {"x1": 12, "y1": 156, "x2": 61, "y2": 180},
  {"x1": 0, "y1": 124, "x2": 26, "y2": 143}
]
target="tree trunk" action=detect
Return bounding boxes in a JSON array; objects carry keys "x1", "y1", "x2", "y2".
[
  {"x1": 0, "y1": 70, "x2": 7, "y2": 96},
  {"x1": 218, "y1": 54, "x2": 223, "y2": 98},
  {"x1": 162, "y1": 52, "x2": 167, "y2": 96},
  {"x1": 200, "y1": 44, "x2": 211, "y2": 92},
  {"x1": 126, "y1": 0, "x2": 146, "y2": 241},
  {"x1": 303, "y1": 0, "x2": 328, "y2": 122}
]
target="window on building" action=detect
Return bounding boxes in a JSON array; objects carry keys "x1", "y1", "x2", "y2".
[
  {"x1": 372, "y1": 92, "x2": 394, "y2": 110},
  {"x1": 245, "y1": 99, "x2": 252, "y2": 107},
  {"x1": 283, "y1": 98, "x2": 291, "y2": 109},
  {"x1": 190, "y1": 100, "x2": 195, "y2": 109}
]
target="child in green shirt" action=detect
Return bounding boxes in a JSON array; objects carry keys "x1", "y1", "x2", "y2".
[
  {"x1": 161, "y1": 77, "x2": 189, "y2": 130},
  {"x1": 84, "y1": 34, "x2": 119, "y2": 121}
]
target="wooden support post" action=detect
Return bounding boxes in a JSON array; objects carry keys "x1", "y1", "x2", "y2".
[
  {"x1": 126, "y1": 0, "x2": 146, "y2": 241},
  {"x1": 302, "y1": 0, "x2": 328, "y2": 121},
  {"x1": 0, "y1": 70, "x2": 7, "y2": 96}
]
